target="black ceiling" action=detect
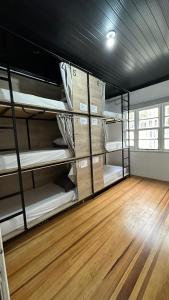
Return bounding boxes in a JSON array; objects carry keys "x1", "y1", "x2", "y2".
[{"x1": 1, "y1": 0, "x2": 169, "y2": 92}]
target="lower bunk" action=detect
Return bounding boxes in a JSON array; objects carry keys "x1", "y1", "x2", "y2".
[
  {"x1": 104, "y1": 165, "x2": 127, "y2": 187},
  {"x1": 0, "y1": 183, "x2": 76, "y2": 241},
  {"x1": 0, "y1": 161, "x2": 128, "y2": 241}
]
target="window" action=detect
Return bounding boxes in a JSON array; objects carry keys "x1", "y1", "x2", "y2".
[
  {"x1": 164, "y1": 104, "x2": 169, "y2": 150},
  {"x1": 124, "y1": 111, "x2": 135, "y2": 147},
  {"x1": 126, "y1": 102, "x2": 169, "y2": 152},
  {"x1": 138, "y1": 107, "x2": 159, "y2": 150}
]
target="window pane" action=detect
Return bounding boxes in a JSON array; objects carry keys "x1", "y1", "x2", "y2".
[
  {"x1": 139, "y1": 129, "x2": 158, "y2": 139},
  {"x1": 129, "y1": 140, "x2": 134, "y2": 147},
  {"x1": 126, "y1": 140, "x2": 134, "y2": 147},
  {"x1": 164, "y1": 128, "x2": 169, "y2": 139},
  {"x1": 165, "y1": 105, "x2": 169, "y2": 116},
  {"x1": 164, "y1": 139, "x2": 169, "y2": 149},
  {"x1": 129, "y1": 111, "x2": 134, "y2": 121},
  {"x1": 139, "y1": 118, "x2": 159, "y2": 129},
  {"x1": 124, "y1": 111, "x2": 134, "y2": 121},
  {"x1": 139, "y1": 107, "x2": 158, "y2": 119},
  {"x1": 125, "y1": 121, "x2": 134, "y2": 130},
  {"x1": 129, "y1": 121, "x2": 135, "y2": 129},
  {"x1": 139, "y1": 139, "x2": 158, "y2": 149},
  {"x1": 126, "y1": 131, "x2": 134, "y2": 140},
  {"x1": 165, "y1": 117, "x2": 169, "y2": 126}
]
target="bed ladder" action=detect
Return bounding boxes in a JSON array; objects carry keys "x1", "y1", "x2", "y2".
[
  {"x1": 121, "y1": 93, "x2": 130, "y2": 177},
  {"x1": 0, "y1": 67, "x2": 27, "y2": 230}
]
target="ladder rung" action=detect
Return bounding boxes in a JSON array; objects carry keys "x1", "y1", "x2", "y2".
[
  {"x1": 0, "y1": 76, "x2": 8, "y2": 82},
  {"x1": 0, "y1": 210, "x2": 23, "y2": 223},
  {"x1": 0, "y1": 126, "x2": 13, "y2": 130}
]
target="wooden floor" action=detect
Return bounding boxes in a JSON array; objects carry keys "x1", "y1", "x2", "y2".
[{"x1": 4, "y1": 176, "x2": 169, "y2": 300}]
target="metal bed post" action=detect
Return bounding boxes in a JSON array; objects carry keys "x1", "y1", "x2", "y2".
[
  {"x1": 87, "y1": 73, "x2": 94, "y2": 195},
  {"x1": 121, "y1": 94, "x2": 125, "y2": 178},
  {"x1": 127, "y1": 92, "x2": 131, "y2": 176},
  {"x1": 26, "y1": 118, "x2": 35, "y2": 188}
]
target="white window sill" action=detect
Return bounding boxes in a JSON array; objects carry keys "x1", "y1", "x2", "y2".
[{"x1": 130, "y1": 149, "x2": 169, "y2": 154}]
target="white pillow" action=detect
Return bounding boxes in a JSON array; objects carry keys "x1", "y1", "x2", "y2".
[{"x1": 53, "y1": 137, "x2": 67, "y2": 146}]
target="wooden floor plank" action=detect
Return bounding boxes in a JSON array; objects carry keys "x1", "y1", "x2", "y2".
[
  {"x1": 7, "y1": 177, "x2": 142, "y2": 294},
  {"x1": 4, "y1": 176, "x2": 169, "y2": 300}
]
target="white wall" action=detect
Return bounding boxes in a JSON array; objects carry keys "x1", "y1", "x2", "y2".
[
  {"x1": 130, "y1": 80, "x2": 169, "y2": 182},
  {"x1": 131, "y1": 151, "x2": 169, "y2": 182},
  {"x1": 130, "y1": 79, "x2": 169, "y2": 106}
]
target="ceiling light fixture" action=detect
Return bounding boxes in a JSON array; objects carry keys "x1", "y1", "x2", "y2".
[
  {"x1": 106, "y1": 30, "x2": 116, "y2": 49},
  {"x1": 106, "y1": 30, "x2": 116, "y2": 40}
]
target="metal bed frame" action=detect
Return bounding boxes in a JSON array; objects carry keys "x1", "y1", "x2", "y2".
[
  {"x1": 0, "y1": 229, "x2": 10, "y2": 299},
  {"x1": 0, "y1": 29, "x2": 130, "y2": 239}
]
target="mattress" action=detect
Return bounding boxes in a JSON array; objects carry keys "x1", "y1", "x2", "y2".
[
  {"x1": 0, "y1": 88, "x2": 68, "y2": 111},
  {"x1": 0, "y1": 183, "x2": 76, "y2": 239},
  {"x1": 104, "y1": 111, "x2": 122, "y2": 120},
  {"x1": 104, "y1": 165, "x2": 127, "y2": 187},
  {"x1": 105, "y1": 141, "x2": 123, "y2": 152},
  {"x1": 0, "y1": 148, "x2": 71, "y2": 173}
]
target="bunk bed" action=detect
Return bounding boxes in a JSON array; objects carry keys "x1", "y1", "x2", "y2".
[
  {"x1": 0, "y1": 29, "x2": 130, "y2": 242},
  {"x1": 0, "y1": 183, "x2": 76, "y2": 240}
]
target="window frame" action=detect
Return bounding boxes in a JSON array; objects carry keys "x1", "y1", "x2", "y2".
[
  {"x1": 127, "y1": 103, "x2": 169, "y2": 152},
  {"x1": 163, "y1": 102, "x2": 169, "y2": 151},
  {"x1": 136, "y1": 105, "x2": 160, "y2": 151}
]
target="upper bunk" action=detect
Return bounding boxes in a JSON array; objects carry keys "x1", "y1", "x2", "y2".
[{"x1": 0, "y1": 64, "x2": 128, "y2": 122}]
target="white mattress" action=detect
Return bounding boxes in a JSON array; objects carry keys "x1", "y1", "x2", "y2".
[
  {"x1": 104, "y1": 111, "x2": 122, "y2": 120},
  {"x1": 105, "y1": 141, "x2": 123, "y2": 152},
  {"x1": 0, "y1": 88, "x2": 68, "y2": 111},
  {"x1": 104, "y1": 165, "x2": 127, "y2": 187},
  {"x1": 0, "y1": 183, "x2": 76, "y2": 239},
  {"x1": 0, "y1": 148, "x2": 71, "y2": 173}
]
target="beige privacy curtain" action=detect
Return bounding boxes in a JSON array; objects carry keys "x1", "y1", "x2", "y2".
[{"x1": 57, "y1": 114, "x2": 75, "y2": 154}]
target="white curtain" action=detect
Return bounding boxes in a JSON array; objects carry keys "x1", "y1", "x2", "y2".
[
  {"x1": 57, "y1": 114, "x2": 75, "y2": 154},
  {"x1": 59, "y1": 62, "x2": 73, "y2": 110}
]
